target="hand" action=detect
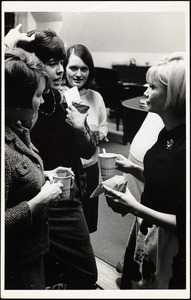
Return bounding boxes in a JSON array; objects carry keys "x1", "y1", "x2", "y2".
[
  {"x1": 44, "y1": 166, "x2": 75, "y2": 183},
  {"x1": 115, "y1": 154, "x2": 134, "y2": 173},
  {"x1": 106, "y1": 194, "x2": 129, "y2": 216},
  {"x1": 66, "y1": 104, "x2": 88, "y2": 132},
  {"x1": 102, "y1": 184, "x2": 138, "y2": 216},
  {"x1": 98, "y1": 132, "x2": 106, "y2": 142},
  {"x1": 4, "y1": 24, "x2": 35, "y2": 49},
  {"x1": 98, "y1": 133, "x2": 109, "y2": 143},
  {"x1": 40, "y1": 180, "x2": 63, "y2": 203},
  {"x1": 101, "y1": 135, "x2": 109, "y2": 143}
]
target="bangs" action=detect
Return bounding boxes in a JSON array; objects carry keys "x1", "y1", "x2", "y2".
[
  {"x1": 40, "y1": 42, "x2": 66, "y2": 63},
  {"x1": 47, "y1": 37, "x2": 66, "y2": 60},
  {"x1": 146, "y1": 65, "x2": 168, "y2": 86},
  {"x1": 34, "y1": 32, "x2": 66, "y2": 63}
]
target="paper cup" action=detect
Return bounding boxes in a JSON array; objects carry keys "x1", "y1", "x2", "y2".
[
  {"x1": 99, "y1": 153, "x2": 117, "y2": 180},
  {"x1": 53, "y1": 170, "x2": 73, "y2": 201}
]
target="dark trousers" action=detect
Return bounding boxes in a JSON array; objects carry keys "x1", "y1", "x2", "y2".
[
  {"x1": 82, "y1": 162, "x2": 99, "y2": 233},
  {"x1": 44, "y1": 200, "x2": 98, "y2": 289}
]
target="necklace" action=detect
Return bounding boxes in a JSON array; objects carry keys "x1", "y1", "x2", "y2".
[{"x1": 39, "y1": 90, "x2": 56, "y2": 116}]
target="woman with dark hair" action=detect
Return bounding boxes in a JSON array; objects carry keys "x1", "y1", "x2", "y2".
[
  {"x1": 4, "y1": 45, "x2": 64, "y2": 289},
  {"x1": 63, "y1": 44, "x2": 108, "y2": 233},
  {"x1": 18, "y1": 28, "x2": 98, "y2": 289},
  {"x1": 63, "y1": 44, "x2": 97, "y2": 89}
]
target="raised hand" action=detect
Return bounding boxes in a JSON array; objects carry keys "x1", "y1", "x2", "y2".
[
  {"x1": 66, "y1": 104, "x2": 88, "y2": 132},
  {"x1": 4, "y1": 23, "x2": 35, "y2": 49}
]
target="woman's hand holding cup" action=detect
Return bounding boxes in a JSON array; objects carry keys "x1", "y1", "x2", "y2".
[
  {"x1": 115, "y1": 154, "x2": 134, "y2": 174},
  {"x1": 40, "y1": 180, "x2": 63, "y2": 203},
  {"x1": 44, "y1": 166, "x2": 74, "y2": 183}
]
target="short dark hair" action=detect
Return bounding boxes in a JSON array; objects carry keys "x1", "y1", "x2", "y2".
[
  {"x1": 5, "y1": 48, "x2": 49, "y2": 109},
  {"x1": 63, "y1": 44, "x2": 96, "y2": 89},
  {"x1": 17, "y1": 29, "x2": 66, "y2": 63}
]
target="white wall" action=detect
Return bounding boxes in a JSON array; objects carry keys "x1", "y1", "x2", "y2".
[
  {"x1": 33, "y1": 11, "x2": 186, "y2": 68},
  {"x1": 14, "y1": 12, "x2": 36, "y2": 33},
  {"x1": 6, "y1": 1, "x2": 187, "y2": 69},
  {"x1": 36, "y1": 12, "x2": 185, "y2": 52}
]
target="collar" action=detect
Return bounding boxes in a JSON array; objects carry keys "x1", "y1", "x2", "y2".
[
  {"x1": 79, "y1": 88, "x2": 88, "y2": 96},
  {"x1": 5, "y1": 125, "x2": 36, "y2": 151},
  {"x1": 5, "y1": 123, "x2": 25, "y2": 142}
]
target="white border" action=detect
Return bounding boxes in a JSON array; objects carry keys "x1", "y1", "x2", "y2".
[{"x1": 1, "y1": 1, "x2": 190, "y2": 299}]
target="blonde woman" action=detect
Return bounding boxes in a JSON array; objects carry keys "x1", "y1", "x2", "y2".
[{"x1": 103, "y1": 53, "x2": 186, "y2": 289}]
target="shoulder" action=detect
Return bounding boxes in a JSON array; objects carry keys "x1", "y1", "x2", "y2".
[
  {"x1": 5, "y1": 130, "x2": 17, "y2": 157},
  {"x1": 91, "y1": 89, "x2": 103, "y2": 99},
  {"x1": 88, "y1": 89, "x2": 104, "y2": 102}
]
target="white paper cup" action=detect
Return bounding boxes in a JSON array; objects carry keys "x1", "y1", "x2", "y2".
[
  {"x1": 53, "y1": 171, "x2": 74, "y2": 201},
  {"x1": 99, "y1": 153, "x2": 117, "y2": 180}
]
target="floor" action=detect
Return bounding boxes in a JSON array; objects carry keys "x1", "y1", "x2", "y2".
[
  {"x1": 90, "y1": 117, "x2": 135, "y2": 269},
  {"x1": 95, "y1": 257, "x2": 120, "y2": 290}
]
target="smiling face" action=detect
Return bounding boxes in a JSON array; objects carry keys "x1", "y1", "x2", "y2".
[
  {"x1": 44, "y1": 58, "x2": 64, "y2": 90},
  {"x1": 65, "y1": 52, "x2": 90, "y2": 89}
]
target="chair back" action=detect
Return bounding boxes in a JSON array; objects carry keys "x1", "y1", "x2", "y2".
[
  {"x1": 94, "y1": 67, "x2": 123, "y2": 109},
  {"x1": 112, "y1": 65, "x2": 149, "y2": 84}
]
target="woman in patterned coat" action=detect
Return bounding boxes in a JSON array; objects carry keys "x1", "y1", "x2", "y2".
[{"x1": 4, "y1": 47, "x2": 65, "y2": 289}]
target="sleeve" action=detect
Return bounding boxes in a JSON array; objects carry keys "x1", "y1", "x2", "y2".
[
  {"x1": 75, "y1": 120, "x2": 97, "y2": 159},
  {"x1": 98, "y1": 93, "x2": 109, "y2": 137},
  {"x1": 5, "y1": 157, "x2": 33, "y2": 235},
  {"x1": 175, "y1": 151, "x2": 186, "y2": 243}
]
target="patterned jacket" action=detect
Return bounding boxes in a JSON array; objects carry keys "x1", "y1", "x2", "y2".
[{"x1": 5, "y1": 125, "x2": 49, "y2": 265}]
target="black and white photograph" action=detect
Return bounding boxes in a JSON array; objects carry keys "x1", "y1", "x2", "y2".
[{"x1": 1, "y1": 1, "x2": 190, "y2": 299}]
